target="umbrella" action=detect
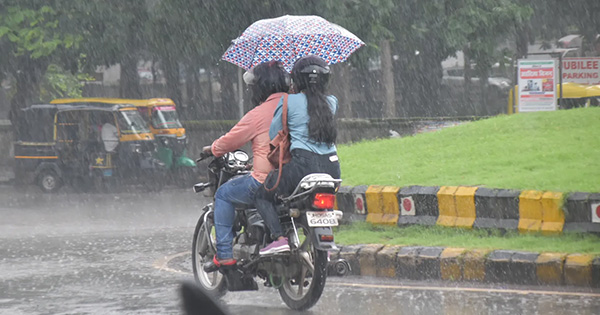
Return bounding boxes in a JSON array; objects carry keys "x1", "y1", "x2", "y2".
[{"x1": 222, "y1": 15, "x2": 364, "y2": 72}]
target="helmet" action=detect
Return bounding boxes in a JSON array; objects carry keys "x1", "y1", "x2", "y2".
[{"x1": 292, "y1": 56, "x2": 330, "y2": 90}]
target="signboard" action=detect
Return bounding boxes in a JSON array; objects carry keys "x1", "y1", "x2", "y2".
[
  {"x1": 518, "y1": 60, "x2": 557, "y2": 112},
  {"x1": 562, "y1": 58, "x2": 600, "y2": 85}
]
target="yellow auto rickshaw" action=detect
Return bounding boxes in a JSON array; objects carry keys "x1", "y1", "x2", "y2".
[
  {"x1": 50, "y1": 98, "x2": 197, "y2": 187},
  {"x1": 508, "y1": 82, "x2": 600, "y2": 114},
  {"x1": 14, "y1": 103, "x2": 164, "y2": 192}
]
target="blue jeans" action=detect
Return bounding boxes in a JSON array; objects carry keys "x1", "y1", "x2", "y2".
[
  {"x1": 213, "y1": 174, "x2": 261, "y2": 260},
  {"x1": 255, "y1": 149, "x2": 340, "y2": 239}
]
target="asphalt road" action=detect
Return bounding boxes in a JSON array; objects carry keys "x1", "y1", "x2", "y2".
[{"x1": 1, "y1": 186, "x2": 599, "y2": 315}]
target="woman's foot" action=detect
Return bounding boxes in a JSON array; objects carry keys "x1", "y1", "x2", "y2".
[
  {"x1": 203, "y1": 255, "x2": 237, "y2": 272},
  {"x1": 259, "y1": 237, "x2": 290, "y2": 256}
]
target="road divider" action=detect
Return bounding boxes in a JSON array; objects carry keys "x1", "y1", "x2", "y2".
[
  {"x1": 334, "y1": 185, "x2": 599, "y2": 234},
  {"x1": 333, "y1": 244, "x2": 599, "y2": 287}
]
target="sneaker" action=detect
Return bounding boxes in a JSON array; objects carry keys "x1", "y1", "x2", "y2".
[{"x1": 259, "y1": 237, "x2": 290, "y2": 256}]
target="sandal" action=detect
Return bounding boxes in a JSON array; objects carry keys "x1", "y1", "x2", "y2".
[{"x1": 203, "y1": 255, "x2": 237, "y2": 272}]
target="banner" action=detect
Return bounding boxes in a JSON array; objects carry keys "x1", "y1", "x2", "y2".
[
  {"x1": 518, "y1": 60, "x2": 557, "y2": 112},
  {"x1": 562, "y1": 57, "x2": 600, "y2": 85}
]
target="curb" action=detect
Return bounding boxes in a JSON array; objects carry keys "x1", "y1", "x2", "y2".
[
  {"x1": 329, "y1": 244, "x2": 600, "y2": 288},
  {"x1": 335, "y1": 185, "x2": 600, "y2": 234}
]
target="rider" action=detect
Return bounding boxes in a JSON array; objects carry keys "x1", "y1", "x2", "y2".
[
  {"x1": 254, "y1": 55, "x2": 341, "y2": 256},
  {"x1": 202, "y1": 61, "x2": 290, "y2": 270}
]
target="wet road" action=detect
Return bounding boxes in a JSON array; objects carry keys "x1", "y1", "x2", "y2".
[{"x1": 1, "y1": 187, "x2": 599, "y2": 314}]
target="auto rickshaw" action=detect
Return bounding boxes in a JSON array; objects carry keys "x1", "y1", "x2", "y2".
[
  {"x1": 50, "y1": 98, "x2": 197, "y2": 187},
  {"x1": 508, "y1": 82, "x2": 600, "y2": 114},
  {"x1": 13, "y1": 103, "x2": 164, "y2": 193}
]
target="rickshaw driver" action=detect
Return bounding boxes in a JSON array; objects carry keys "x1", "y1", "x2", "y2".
[{"x1": 101, "y1": 121, "x2": 118, "y2": 152}]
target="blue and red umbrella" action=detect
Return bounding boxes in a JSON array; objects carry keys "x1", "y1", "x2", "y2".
[{"x1": 222, "y1": 15, "x2": 365, "y2": 72}]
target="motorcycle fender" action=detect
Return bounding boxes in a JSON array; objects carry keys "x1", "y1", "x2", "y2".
[
  {"x1": 309, "y1": 227, "x2": 338, "y2": 251},
  {"x1": 176, "y1": 155, "x2": 197, "y2": 167}
]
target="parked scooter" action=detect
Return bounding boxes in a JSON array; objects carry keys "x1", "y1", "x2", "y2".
[{"x1": 191, "y1": 149, "x2": 344, "y2": 310}]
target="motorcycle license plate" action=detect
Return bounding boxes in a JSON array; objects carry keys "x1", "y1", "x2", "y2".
[{"x1": 306, "y1": 211, "x2": 338, "y2": 227}]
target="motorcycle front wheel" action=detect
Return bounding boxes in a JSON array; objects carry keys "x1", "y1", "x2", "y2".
[
  {"x1": 191, "y1": 207, "x2": 227, "y2": 297},
  {"x1": 278, "y1": 220, "x2": 328, "y2": 311}
]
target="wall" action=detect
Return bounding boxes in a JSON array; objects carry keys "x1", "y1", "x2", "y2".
[{"x1": 0, "y1": 117, "x2": 476, "y2": 168}]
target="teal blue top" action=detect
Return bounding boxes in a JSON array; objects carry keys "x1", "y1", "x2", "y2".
[{"x1": 269, "y1": 93, "x2": 337, "y2": 154}]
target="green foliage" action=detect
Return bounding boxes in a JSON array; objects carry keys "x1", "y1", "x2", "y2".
[
  {"x1": 39, "y1": 64, "x2": 94, "y2": 101},
  {"x1": 338, "y1": 107, "x2": 600, "y2": 192},
  {"x1": 0, "y1": 5, "x2": 82, "y2": 60}
]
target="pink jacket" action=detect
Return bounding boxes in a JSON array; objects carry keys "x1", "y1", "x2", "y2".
[{"x1": 211, "y1": 92, "x2": 286, "y2": 183}]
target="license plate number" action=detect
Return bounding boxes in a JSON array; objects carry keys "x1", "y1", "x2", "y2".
[{"x1": 306, "y1": 211, "x2": 338, "y2": 227}]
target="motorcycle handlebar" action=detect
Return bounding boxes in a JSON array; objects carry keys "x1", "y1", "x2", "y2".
[{"x1": 196, "y1": 150, "x2": 214, "y2": 163}]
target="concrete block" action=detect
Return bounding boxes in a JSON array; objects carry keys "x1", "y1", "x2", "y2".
[
  {"x1": 398, "y1": 186, "x2": 439, "y2": 226},
  {"x1": 455, "y1": 186, "x2": 477, "y2": 228},
  {"x1": 440, "y1": 248, "x2": 466, "y2": 281},
  {"x1": 518, "y1": 190, "x2": 543, "y2": 233},
  {"x1": 510, "y1": 251, "x2": 539, "y2": 285},
  {"x1": 541, "y1": 191, "x2": 564, "y2": 235},
  {"x1": 475, "y1": 188, "x2": 519, "y2": 230},
  {"x1": 536, "y1": 253, "x2": 566, "y2": 286},
  {"x1": 564, "y1": 254, "x2": 594, "y2": 287},
  {"x1": 416, "y1": 247, "x2": 444, "y2": 279},
  {"x1": 485, "y1": 250, "x2": 514, "y2": 283},
  {"x1": 376, "y1": 245, "x2": 402, "y2": 278},
  {"x1": 437, "y1": 186, "x2": 458, "y2": 227},
  {"x1": 381, "y1": 186, "x2": 400, "y2": 225},
  {"x1": 565, "y1": 193, "x2": 600, "y2": 233},
  {"x1": 336, "y1": 186, "x2": 355, "y2": 216},
  {"x1": 365, "y1": 186, "x2": 385, "y2": 224},
  {"x1": 463, "y1": 249, "x2": 489, "y2": 282},
  {"x1": 396, "y1": 246, "x2": 422, "y2": 280},
  {"x1": 358, "y1": 244, "x2": 384, "y2": 276},
  {"x1": 592, "y1": 257, "x2": 600, "y2": 288},
  {"x1": 351, "y1": 185, "x2": 369, "y2": 215}
]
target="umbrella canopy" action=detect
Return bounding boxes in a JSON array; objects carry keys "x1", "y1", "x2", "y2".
[{"x1": 222, "y1": 15, "x2": 364, "y2": 72}]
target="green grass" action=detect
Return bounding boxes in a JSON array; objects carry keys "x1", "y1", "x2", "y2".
[
  {"x1": 337, "y1": 107, "x2": 600, "y2": 193},
  {"x1": 334, "y1": 222, "x2": 600, "y2": 255}
]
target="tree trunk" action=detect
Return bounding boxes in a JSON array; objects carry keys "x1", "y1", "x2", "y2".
[
  {"x1": 218, "y1": 63, "x2": 236, "y2": 119},
  {"x1": 334, "y1": 63, "x2": 352, "y2": 118},
  {"x1": 163, "y1": 56, "x2": 182, "y2": 108},
  {"x1": 380, "y1": 40, "x2": 396, "y2": 118},
  {"x1": 119, "y1": 53, "x2": 142, "y2": 98},
  {"x1": 9, "y1": 57, "x2": 45, "y2": 133}
]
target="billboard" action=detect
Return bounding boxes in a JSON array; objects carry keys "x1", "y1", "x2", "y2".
[
  {"x1": 518, "y1": 60, "x2": 557, "y2": 112},
  {"x1": 562, "y1": 57, "x2": 600, "y2": 85}
]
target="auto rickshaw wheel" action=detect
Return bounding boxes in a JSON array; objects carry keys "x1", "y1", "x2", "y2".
[{"x1": 37, "y1": 170, "x2": 62, "y2": 193}]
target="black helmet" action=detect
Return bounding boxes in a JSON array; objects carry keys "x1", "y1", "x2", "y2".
[{"x1": 292, "y1": 55, "x2": 330, "y2": 91}]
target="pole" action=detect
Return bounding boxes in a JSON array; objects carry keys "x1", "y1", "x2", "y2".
[
  {"x1": 558, "y1": 54, "x2": 563, "y2": 109},
  {"x1": 237, "y1": 67, "x2": 244, "y2": 119}
]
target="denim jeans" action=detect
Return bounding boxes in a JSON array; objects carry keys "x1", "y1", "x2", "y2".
[
  {"x1": 214, "y1": 174, "x2": 261, "y2": 259},
  {"x1": 255, "y1": 149, "x2": 341, "y2": 239}
]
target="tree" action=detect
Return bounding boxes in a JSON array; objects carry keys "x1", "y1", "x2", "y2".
[{"x1": 0, "y1": 2, "x2": 82, "y2": 122}]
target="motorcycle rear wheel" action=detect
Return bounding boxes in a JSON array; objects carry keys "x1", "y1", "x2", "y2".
[
  {"x1": 278, "y1": 220, "x2": 328, "y2": 311},
  {"x1": 192, "y1": 208, "x2": 227, "y2": 297}
]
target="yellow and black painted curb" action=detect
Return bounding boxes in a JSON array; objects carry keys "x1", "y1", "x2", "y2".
[
  {"x1": 330, "y1": 245, "x2": 600, "y2": 288},
  {"x1": 334, "y1": 185, "x2": 600, "y2": 234}
]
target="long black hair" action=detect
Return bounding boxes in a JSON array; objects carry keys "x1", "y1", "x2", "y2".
[
  {"x1": 291, "y1": 55, "x2": 336, "y2": 145},
  {"x1": 249, "y1": 61, "x2": 290, "y2": 107}
]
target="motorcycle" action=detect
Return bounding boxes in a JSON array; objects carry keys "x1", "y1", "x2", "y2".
[{"x1": 191, "y1": 149, "x2": 344, "y2": 310}]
